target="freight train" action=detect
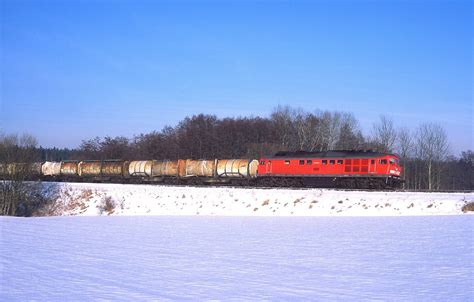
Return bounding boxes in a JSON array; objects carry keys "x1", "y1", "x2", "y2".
[{"x1": 0, "y1": 150, "x2": 402, "y2": 189}]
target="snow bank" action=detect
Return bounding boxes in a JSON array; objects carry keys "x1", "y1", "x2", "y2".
[{"x1": 39, "y1": 182, "x2": 473, "y2": 216}]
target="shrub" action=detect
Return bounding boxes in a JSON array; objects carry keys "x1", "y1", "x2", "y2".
[{"x1": 99, "y1": 196, "x2": 116, "y2": 215}]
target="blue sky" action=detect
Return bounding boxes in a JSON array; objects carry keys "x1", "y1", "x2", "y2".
[{"x1": 1, "y1": 0, "x2": 472, "y2": 154}]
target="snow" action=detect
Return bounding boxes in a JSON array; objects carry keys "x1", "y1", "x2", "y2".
[
  {"x1": 2, "y1": 183, "x2": 472, "y2": 299},
  {"x1": 1, "y1": 215, "x2": 473, "y2": 300},
  {"x1": 38, "y1": 182, "x2": 473, "y2": 216}
]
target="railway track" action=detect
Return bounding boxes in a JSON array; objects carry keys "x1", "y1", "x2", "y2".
[{"x1": 33, "y1": 179, "x2": 472, "y2": 193}]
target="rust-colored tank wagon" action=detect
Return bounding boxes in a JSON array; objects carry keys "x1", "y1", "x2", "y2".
[
  {"x1": 1, "y1": 164, "x2": 11, "y2": 176},
  {"x1": 151, "y1": 160, "x2": 179, "y2": 177},
  {"x1": 177, "y1": 159, "x2": 187, "y2": 178},
  {"x1": 129, "y1": 160, "x2": 153, "y2": 177},
  {"x1": 216, "y1": 159, "x2": 259, "y2": 178},
  {"x1": 78, "y1": 161, "x2": 102, "y2": 177},
  {"x1": 4, "y1": 164, "x2": 14, "y2": 175},
  {"x1": 5, "y1": 163, "x2": 15, "y2": 175},
  {"x1": 5, "y1": 163, "x2": 18, "y2": 175},
  {"x1": 42, "y1": 162, "x2": 62, "y2": 176},
  {"x1": 101, "y1": 161, "x2": 129, "y2": 177},
  {"x1": 182, "y1": 160, "x2": 215, "y2": 177},
  {"x1": 2, "y1": 163, "x2": 42, "y2": 176},
  {"x1": 60, "y1": 161, "x2": 79, "y2": 176}
]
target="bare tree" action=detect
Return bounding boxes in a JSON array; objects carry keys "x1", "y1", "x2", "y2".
[
  {"x1": 397, "y1": 128, "x2": 413, "y2": 159},
  {"x1": 318, "y1": 111, "x2": 342, "y2": 151},
  {"x1": 100, "y1": 136, "x2": 130, "y2": 159},
  {"x1": 271, "y1": 107, "x2": 365, "y2": 152},
  {"x1": 294, "y1": 109, "x2": 321, "y2": 151},
  {"x1": 336, "y1": 113, "x2": 363, "y2": 150},
  {"x1": 0, "y1": 133, "x2": 41, "y2": 216},
  {"x1": 396, "y1": 128, "x2": 413, "y2": 188},
  {"x1": 76, "y1": 137, "x2": 102, "y2": 159},
  {"x1": 372, "y1": 115, "x2": 397, "y2": 153},
  {"x1": 270, "y1": 105, "x2": 298, "y2": 150},
  {"x1": 416, "y1": 123, "x2": 450, "y2": 191},
  {"x1": 303, "y1": 113, "x2": 321, "y2": 151}
]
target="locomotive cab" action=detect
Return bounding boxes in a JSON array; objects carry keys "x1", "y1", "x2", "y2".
[{"x1": 388, "y1": 156, "x2": 402, "y2": 176}]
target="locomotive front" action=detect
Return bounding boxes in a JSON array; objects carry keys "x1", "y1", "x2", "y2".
[{"x1": 388, "y1": 155, "x2": 402, "y2": 177}]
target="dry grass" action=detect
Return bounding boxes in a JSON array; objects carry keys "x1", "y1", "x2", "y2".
[
  {"x1": 462, "y1": 202, "x2": 474, "y2": 213},
  {"x1": 41, "y1": 188, "x2": 92, "y2": 216},
  {"x1": 98, "y1": 196, "x2": 116, "y2": 215}
]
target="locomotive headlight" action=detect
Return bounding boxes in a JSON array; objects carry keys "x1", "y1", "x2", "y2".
[{"x1": 390, "y1": 169, "x2": 401, "y2": 176}]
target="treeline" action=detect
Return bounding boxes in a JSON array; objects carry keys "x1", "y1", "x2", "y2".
[
  {"x1": 2, "y1": 106, "x2": 473, "y2": 192},
  {"x1": 72, "y1": 107, "x2": 368, "y2": 161}
]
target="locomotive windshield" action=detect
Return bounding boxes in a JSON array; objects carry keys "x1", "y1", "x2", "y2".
[{"x1": 389, "y1": 158, "x2": 400, "y2": 165}]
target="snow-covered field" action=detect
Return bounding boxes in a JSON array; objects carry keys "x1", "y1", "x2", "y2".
[
  {"x1": 1, "y1": 215, "x2": 472, "y2": 300},
  {"x1": 38, "y1": 182, "x2": 472, "y2": 216},
  {"x1": 2, "y1": 184, "x2": 473, "y2": 299}
]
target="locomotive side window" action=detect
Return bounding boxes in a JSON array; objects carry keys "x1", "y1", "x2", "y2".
[
  {"x1": 322, "y1": 160, "x2": 327, "y2": 165},
  {"x1": 371, "y1": 160, "x2": 375, "y2": 165},
  {"x1": 337, "y1": 160, "x2": 343, "y2": 165},
  {"x1": 329, "y1": 160, "x2": 335, "y2": 165},
  {"x1": 379, "y1": 159, "x2": 387, "y2": 165},
  {"x1": 299, "y1": 160, "x2": 305, "y2": 165},
  {"x1": 260, "y1": 160, "x2": 265, "y2": 165},
  {"x1": 306, "y1": 160, "x2": 312, "y2": 165},
  {"x1": 284, "y1": 160, "x2": 290, "y2": 165}
]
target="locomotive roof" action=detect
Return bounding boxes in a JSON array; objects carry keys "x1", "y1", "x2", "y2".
[{"x1": 269, "y1": 150, "x2": 394, "y2": 159}]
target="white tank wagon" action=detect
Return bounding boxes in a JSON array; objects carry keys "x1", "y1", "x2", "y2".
[
  {"x1": 129, "y1": 160, "x2": 187, "y2": 178},
  {"x1": 216, "y1": 159, "x2": 258, "y2": 178},
  {"x1": 128, "y1": 161, "x2": 153, "y2": 177},
  {"x1": 41, "y1": 162, "x2": 61, "y2": 176}
]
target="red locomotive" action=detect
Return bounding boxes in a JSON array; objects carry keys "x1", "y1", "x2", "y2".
[{"x1": 257, "y1": 150, "x2": 402, "y2": 189}]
